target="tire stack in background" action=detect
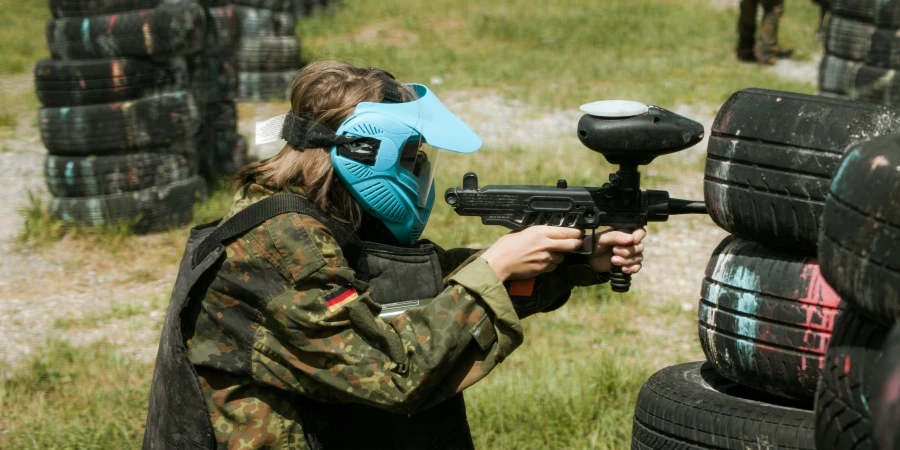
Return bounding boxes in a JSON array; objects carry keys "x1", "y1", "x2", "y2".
[
  {"x1": 189, "y1": 0, "x2": 247, "y2": 180},
  {"x1": 631, "y1": 88, "x2": 900, "y2": 449},
  {"x1": 37, "y1": 0, "x2": 208, "y2": 234},
  {"x1": 233, "y1": 0, "x2": 301, "y2": 102},
  {"x1": 818, "y1": 0, "x2": 900, "y2": 105}
]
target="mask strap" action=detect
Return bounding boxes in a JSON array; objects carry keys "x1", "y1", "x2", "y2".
[
  {"x1": 368, "y1": 67, "x2": 404, "y2": 103},
  {"x1": 282, "y1": 112, "x2": 361, "y2": 150},
  {"x1": 253, "y1": 70, "x2": 406, "y2": 147}
]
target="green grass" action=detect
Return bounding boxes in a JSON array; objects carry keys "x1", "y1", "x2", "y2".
[
  {"x1": 1, "y1": 1, "x2": 818, "y2": 108},
  {"x1": 0, "y1": 341, "x2": 151, "y2": 449},
  {"x1": 0, "y1": 0, "x2": 49, "y2": 73},
  {"x1": 16, "y1": 190, "x2": 138, "y2": 249},
  {"x1": 53, "y1": 297, "x2": 167, "y2": 330},
  {"x1": 299, "y1": 0, "x2": 821, "y2": 108},
  {"x1": 0, "y1": 290, "x2": 700, "y2": 450}
]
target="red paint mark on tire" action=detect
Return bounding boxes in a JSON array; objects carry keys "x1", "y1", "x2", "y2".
[
  {"x1": 107, "y1": 15, "x2": 116, "y2": 34},
  {"x1": 793, "y1": 260, "x2": 842, "y2": 369},
  {"x1": 885, "y1": 370, "x2": 900, "y2": 406},
  {"x1": 797, "y1": 260, "x2": 841, "y2": 308}
]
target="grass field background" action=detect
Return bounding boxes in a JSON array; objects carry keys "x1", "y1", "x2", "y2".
[{"x1": 0, "y1": 0, "x2": 821, "y2": 448}]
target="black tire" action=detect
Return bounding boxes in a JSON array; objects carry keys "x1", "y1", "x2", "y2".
[
  {"x1": 818, "y1": 134, "x2": 900, "y2": 327},
  {"x1": 198, "y1": 131, "x2": 247, "y2": 180},
  {"x1": 868, "y1": 27, "x2": 900, "y2": 69},
  {"x1": 704, "y1": 88, "x2": 900, "y2": 253},
  {"x1": 235, "y1": 6, "x2": 297, "y2": 37},
  {"x1": 236, "y1": 36, "x2": 302, "y2": 71},
  {"x1": 232, "y1": 0, "x2": 294, "y2": 12},
  {"x1": 875, "y1": 1, "x2": 900, "y2": 28},
  {"x1": 204, "y1": 101, "x2": 237, "y2": 132},
  {"x1": 45, "y1": 150, "x2": 193, "y2": 198},
  {"x1": 632, "y1": 362, "x2": 815, "y2": 449},
  {"x1": 814, "y1": 306, "x2": 887, "y2": 450},
  {"x1": 34, "y1": 58, "x2": 187, "y2": 107},
  {"x1": 49, "y1": 0, "x2": 161, "y2": 18},
  {"x1": 188, "y1": 56, "x2": 238, "y2": 103},
  {"x1": 699, "y1": 235, "x2": 844, "y2": 402},
  {"x1": 819, "y1": 54, "x2": 900, "y2": 106},
  {"x1": 830, "y1": 0, "x2": 878, "y2": 22},
  {"x1": 204, "y1": 5, "x2": 241, "y2": 56},
  {"x1": 39, "y1": 91, "x2": 201, "y2": 156},
  {"x1": 46, "y1": 4, "x2": 206, "y2": 59},
  {"x1": 238, "y1": 69, "x2": 296, "y2": 101},
  {"x1": 825, "y1": 15, "x2": 874, "y2": 62},
  {"x1": 854, "y1": 64, "x2": 900, "y2": 105},
  {"x1": 49, "y1": 176, "x2": 207, "y2": 234},
  {"x1": 819, "y1": 53, "x2": 864, "y2": 96},
  {"x1": 873, "y1": 324, "x2": 900, "y2": 450}
]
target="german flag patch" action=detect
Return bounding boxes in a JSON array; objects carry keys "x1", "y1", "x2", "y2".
[{"x1": 324, "y1": 286, "x2": 359, "y2": 312}]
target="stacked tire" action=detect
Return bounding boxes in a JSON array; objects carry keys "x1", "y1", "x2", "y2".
[
  {"x1": 818, "y1": 0, "x2": 900, "y2": 105},
  {"x1": 632, "y1": 88, "x2": 900, "y2": 449},
  {"x1": 814, "y1": 133, "x2": 900, "y2": 449},
  {"x1": 38, "y1": 1, "x2": 208, "y2": 233},
  {"x1": 233, "y1": 0, "x2": 302, "y2": 101},
  {"x1": 189, "y1": 1, "x2": 247, "y2": 180}
]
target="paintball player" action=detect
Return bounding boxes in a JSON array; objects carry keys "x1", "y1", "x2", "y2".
[
  {"x1": 143, "y1": 60, "x2": 646, "y2": 450},
  {"x1": 737, "y1": 0, "x2": 792, "y2": 64}
]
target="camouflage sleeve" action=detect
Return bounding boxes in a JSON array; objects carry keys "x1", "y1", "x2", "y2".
[
  {"x1": 440, "y1": 248, "x2": 609, "y2": 318},
  {"x1": 251, "y1": 215, "x2": 523, "y2": 415}
]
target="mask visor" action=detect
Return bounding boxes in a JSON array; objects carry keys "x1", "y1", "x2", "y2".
[{"x1": 399, "y1": 136, "x2": 439, "y2": 208}]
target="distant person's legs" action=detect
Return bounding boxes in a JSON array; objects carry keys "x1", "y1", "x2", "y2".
[
  {"x1": 737, "y1": 0, "x2": 759, "y2": 61},
  {"x1": 755, "y1": 0, "x2": 785, "y2": 64}
]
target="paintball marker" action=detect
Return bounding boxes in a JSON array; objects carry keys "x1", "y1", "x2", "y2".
[{"x1": 444, "y1": 101, "x2": 709, "y2": 293}]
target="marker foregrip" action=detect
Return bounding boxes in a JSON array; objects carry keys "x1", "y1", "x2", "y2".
[
  {"x1": 609, "y1": 266, "x2": 632, "y2": 293},
  {"x1": 609, "y1": 226, "x2": 633, "y2": 293}
]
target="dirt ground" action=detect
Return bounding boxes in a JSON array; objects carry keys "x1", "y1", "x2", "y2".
[{"x1": 0, "y1": 50, "x2": 818, "y2": 367}]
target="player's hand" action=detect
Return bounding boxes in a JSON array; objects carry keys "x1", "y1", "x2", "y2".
[
  {"x1": 481, "y1": 226, "x2": 584, "y2": 281},
  {"x1": 585, "y1": 228, "x2": 646, "y2": 274}
]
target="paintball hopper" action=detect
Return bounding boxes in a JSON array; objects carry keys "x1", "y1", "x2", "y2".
[{"x1": 577, "y1": 100, "x2": 705, "y2": 166}]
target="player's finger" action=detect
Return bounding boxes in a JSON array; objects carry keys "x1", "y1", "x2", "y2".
[
  {"x1": 632, "y1": 227, "x2": 647, "y2": 244},
  {"x1": 535, "y1": 226, "x2": 584, "y2": 240},
  {"x1": 612, "y1": 255, "x2": 644, "y2": 266},
  {"x1": 550, "y1": 252, "x2": 565, "y2": 265},
  {"x1": 547, "y1": 238, "x2": 587, "y2": 252},
  {"x1": 613, "y1": 243, "x2": 645, "y2": 257},
  {"x1": 596, "y1": 230, "x2": 634, "y2": 247}
]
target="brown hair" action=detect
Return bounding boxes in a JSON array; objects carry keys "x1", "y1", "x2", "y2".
[{"x1": 235, "y1": 60, "x2": 415, "y2": 227}]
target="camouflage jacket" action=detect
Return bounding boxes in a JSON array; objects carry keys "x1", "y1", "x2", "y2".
[{"x1": 186, "y1": 183, "x2": 527, "y2": 449}]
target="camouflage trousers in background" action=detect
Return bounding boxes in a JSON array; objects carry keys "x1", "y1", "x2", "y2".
[{"x1": 737, "y1": 0, "x2": 785, "y2": 64}]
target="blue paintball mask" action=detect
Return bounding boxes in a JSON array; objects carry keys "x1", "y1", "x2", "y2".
[
  {"x1": 258, "y1": 82, "x2": 482, "y2": 245},
  {"x1": 331, "y1": 84, "x2": 482, "y2": 244}
]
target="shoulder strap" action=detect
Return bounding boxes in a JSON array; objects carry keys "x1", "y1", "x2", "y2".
[{"x1": 191, "y1": 193, "x2": 360, "y2": 268}]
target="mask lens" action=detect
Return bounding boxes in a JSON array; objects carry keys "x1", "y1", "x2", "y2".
[{"x1": 399, "y1": 137, "x2": 439, "y2": 208}]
